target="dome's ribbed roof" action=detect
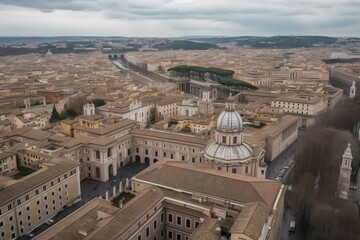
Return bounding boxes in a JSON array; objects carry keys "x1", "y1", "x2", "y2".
[
  {"x1": 204, "y1": 141, "x2": 253, "y2": 161},
  {"x1": 216, "y1": 110, "x2": 243, "y2": 133}
]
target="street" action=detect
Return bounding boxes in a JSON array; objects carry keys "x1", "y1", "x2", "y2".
[{"x1": 266, "y1": 130, "x2": 305, "y2": 240}]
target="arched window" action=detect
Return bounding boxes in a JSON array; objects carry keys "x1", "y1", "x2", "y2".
[
  {"x1": 107, "y1": 148, "x2": 112, "y2": 157},
  {"x1": 96, "y1": 150, "x2": 100, "y2": 159}
]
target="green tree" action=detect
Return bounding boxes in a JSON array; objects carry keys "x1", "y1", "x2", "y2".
[
  {"x1": 66, "y1": 108, "x2": 77, "y2": 118},
  {"x1": 93, "y1": 99, "x2": 106, "y2": 107},
  {"x1": 49, "y1": 105, "x2": 60, "y2": 123}
]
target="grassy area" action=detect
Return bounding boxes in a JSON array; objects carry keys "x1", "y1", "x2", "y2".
[{"x1": 112, "y1": 192, "x2": 135, "y2": 207}]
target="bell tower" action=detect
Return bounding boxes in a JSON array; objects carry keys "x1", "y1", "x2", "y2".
[{"x1": 337, "y1": 143, "x2": 353, "y2": 200}]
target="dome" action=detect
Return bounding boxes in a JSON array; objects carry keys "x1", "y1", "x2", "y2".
[
  {"x1": 216, "y1": 93, "x2": 243, "y2": 133},
  {"x1": 216, "y1": 110, "x2": 243, "y2": 133},
  {"x1": 204, "y1": 141, "x2": 253, "y2": 161}
]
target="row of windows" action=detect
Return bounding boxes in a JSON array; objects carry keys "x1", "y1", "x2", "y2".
[
  {"x1": 1, "y1": 169, "x2": 75, "y2": 216},
  {"x1": 167, "y1": 214, "x2": 198, "y2": 229}
]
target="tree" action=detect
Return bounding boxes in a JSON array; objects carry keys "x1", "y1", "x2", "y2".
[
  {"x1": 65, "y1": 108, "x2": 77, "y2": 118},
  {"x1": 218, "y1": 78, "x2": 258, "y2": 90},
  {"x1": 93, "y1": 99, "x2": 106, "y2": 107},
  {"x1": 49, "y1": 105, "x2": 60, "y2": 123}
]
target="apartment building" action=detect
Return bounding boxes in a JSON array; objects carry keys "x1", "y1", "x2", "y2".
[
  {"x1": 0, "y1": 151, "x2": 17, "y2": 175},
  {"x1": 0, "y1": 162, "x2": 81, "y2": 239}
]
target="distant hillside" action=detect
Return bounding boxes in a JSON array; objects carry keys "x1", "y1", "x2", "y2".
[
  {"x1": 237, "y1": 36, "x2": 337, "y2": 48},
  {"x1": 154, "y1": 40, "x2": 221, "y2": 50},
  {"x1": 186, "y1": 36, "x2": 338, "y2": 48}
]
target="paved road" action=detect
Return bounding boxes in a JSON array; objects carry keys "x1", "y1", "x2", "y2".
[
  {"x1": 265, "y1": 130, "x2": 306, "y2": 240},
  {"x1": 266, "y1": 130, "x2": 305, "y2": 180},
  {"x1": 23, "y1": 162, "x2": 148, "y2": 239}
]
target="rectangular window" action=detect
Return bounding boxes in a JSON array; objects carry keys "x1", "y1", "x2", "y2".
[
  {"x1": 168, "y1": 231, "x2": 173, "y2": 240},
  {"x1": 161, "y1": 213, "x2": 164, "y2": 223},
  {"x1": 168, "y1": 213, "x2": 173, "y2": 223},
  {"x1": 138, "y1": 235, "x2": 142, "y2": 240},
  {"x1": 185, "y1": 219, "x2": 191, "y2": 229},
  {"x1": 163, "y1": 152, "x2": 166, "y2": 157},
  {"x1": 35, "y1": 189, "x2": 39, "y2": 195},
  {"x1": 233, "y1": 136, "x2": 237, "y2": 144},
  {"x1": 170, "y1": 154, "x2": 174, "y2": 159},
  {"x1": 146, "y1": 227, "x2": 150, "y2": 238},
  {"x1": 153, "y1": 220, "x2": 157, "y2": 230},
  {"x1": 43, "y1": 185, "x2": 46, "y2": 191},
  {"x1": 176, "y1": 233, "x2": 181, "y2": 240},
  {"x1": 176, "y1": 216, "x2": 182, "y2": 225},
  {"x1": 222, "y1": 136, "x2": 226, "y2": 144}
]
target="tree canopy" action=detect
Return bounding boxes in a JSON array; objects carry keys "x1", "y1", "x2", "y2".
[
  {"x1": 218, "y1": 78, "x2": 258, "y2": 90},
  {"x1": 168, "y1": 65, "x2": 234, "y2": 76},
  {"x1": 93, "y1": 99, "x2": 106, "y2": 107},
  {"x1": 49, "y1": 105, "x2": 60, "y2": 123}
]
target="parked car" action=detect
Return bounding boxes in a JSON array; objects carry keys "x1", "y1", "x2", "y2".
[
  {"x1": 289, "y1": 220, "x2": 296, "y2": 232},
  {"x1": 45, "y1": 219, "x2": 54, "y2": 225}
]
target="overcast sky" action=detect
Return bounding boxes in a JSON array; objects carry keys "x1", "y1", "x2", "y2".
[{"x1": 0, "y1": 0, "x2": 360, "y2": 37}]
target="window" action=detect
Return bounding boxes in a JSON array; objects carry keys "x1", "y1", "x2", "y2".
[
  {"x1": 25, "y1": 194, "x2": 29, "y2": 201},
  {"x1": 168, "y1": 213, "x2": 173, "y2": 223},
  {"x1": 167, "y1": 231, "x2": 173, "y2": 239},
  {"x1": 176, "y1": 216, "x2": 182, "y2": 225},
  {"x1": 51, "y1": 181, "x2": 54, "y2": 187},
  {"x1": 233, "y1": 136, "x2": 237, "y2": 144},
  {"x1": 163, "y1": 152, "x2": 166, "y2": 157},
  {"x1": 245, "y1": 166, "x2": 249, "y2": 174},
  {"x1": 191, "y1": 158, "x2": 195, "y2": 163},
  {"x1": 155, "y1": 151, "x2": 158, "y2": 157},
  {"x1": 232, "y1": 168, "x2": 237, "y2": 174},
  {"x1": 185, "y1": 219, "x2": 191, "y2": 229},
  {"x1": 161, "y1": 213, "x2": 164, "y2": 223},
  {"x1": 0, "y1": 222, "x2": 3, "y2": 227},
  {"x1": 161, "y1": 230, "x2": 164, "y2": 238},
  {"x1": 222, "y1": 136, "x2": 226, "y2": 144},
  {"x1": 8, "y1": 205, "x2": 12, "y2": 210},
  {"x1": 138, "y1": 235, "x2": 142, "y2": 240},
  {"x1": 18, "y1": 211, "x2": 22, "y2": 216},
  {"x1": 176, "y1": 233, "x2": 181, "y2": 240},
  {"x1": 181, "y1": 156, "x2": 185, "y2": 161},
  {"x1": 146, "y1": 227, "x2": 150, "y2": 237},
  {"x1": 96, "y1": 150, "x2": 101, "y2": 159},
  {"x1": 17, "y1": 199, "x2": 21, "y2": 205},
  {"x1": 43, "y1": 185, "x2": 47, "y2": 191},
  {"x1": 170, "y1": 154, "x2": 174, "y2": 159},
  {"x1": 9, "y1": 216, "x2": 13, "y2": 221},
  {"x1": 10, "y1": 226, "x2": 14, "y2": 231},
  {"x1": 35, "y1": 189, "x2": 39, "y2": 195},
  {"x1": 26, "y1": 206, "x2": 30, "y2": 211},
  {"x1": 153, "y1": 220, "x2": 157, "y2": 230},
  {"x1": 195, "y1": 221, "x2": 200, "y2": 228}
]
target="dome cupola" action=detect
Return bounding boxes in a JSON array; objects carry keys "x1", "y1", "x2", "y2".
[{"x1": 216, "y1": 93, "x2": 243, "y2": 133}]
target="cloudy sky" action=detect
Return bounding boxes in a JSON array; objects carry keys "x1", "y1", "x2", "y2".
[{"x1": 0, "y1": 0, "x2": 360, "y2": 37}]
